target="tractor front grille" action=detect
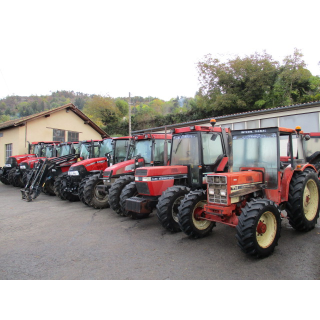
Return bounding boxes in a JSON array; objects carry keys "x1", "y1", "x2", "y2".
[
  {"x1": 136, "y1": 182, "x2": 150, "y2": 195},
  {"x1": 207, "y1": 175, "x2": 228, "y2": 204},
  {"x1": 135, "y1": 169, "x2": 148, "y2": 176}
]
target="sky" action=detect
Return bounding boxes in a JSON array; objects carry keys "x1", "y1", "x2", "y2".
[{"x1": 0, "y1": 0, "x2": 319, "y2": 101}]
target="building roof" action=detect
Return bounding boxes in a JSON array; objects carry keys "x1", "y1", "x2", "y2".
[
  {"x1": 0, "y1": 103, "x2": 109, "y2": 137},
  {"x1": 132, "y1": 100, "x2": 320, "y2": 133}
]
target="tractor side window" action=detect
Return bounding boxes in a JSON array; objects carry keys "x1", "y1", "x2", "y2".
[
  {"x1": 304, "y1": 136, "x2": 320, "y2": 157},
  {"x1": 44, "y1": 147, "x2": 53, "y2": 158},
  {"x1": 114, "y1": 140, "x2": 128, "y2": 162},
  {"x1": 60, "y1": 145, "x2": 71, "y2": 156},
  {"x1": 153, "y1": 139, "x2": 165, "y2": 165},
  {"x1": 202, "y1": 133, "x2": 223, "y2": 165},
  {"x1": 99, "y1": 139, "x2": 113, "y2": 157},
  {"x1": 80, "y1": 144, "x2": 90, "y2": 159}
]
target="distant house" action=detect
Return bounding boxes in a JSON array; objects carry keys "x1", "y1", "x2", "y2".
[{"x1": 0, "y1": 103, "x2": 108, "y2": 166}]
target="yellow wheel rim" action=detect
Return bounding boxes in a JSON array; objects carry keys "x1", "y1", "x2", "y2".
[
  {"x1": 192, "y1": 200, "x2": 212, "y2": 230},
  {"x1": 256, "y1": 211, "x2": 277, "y2": 249},
  {"x1": 303, "y1": 179, "x2": 319, "y2": 221}
]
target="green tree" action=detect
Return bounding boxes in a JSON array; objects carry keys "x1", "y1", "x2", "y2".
[{"x1": 197, "y1": 51, "x2": 279, "y2": 114}]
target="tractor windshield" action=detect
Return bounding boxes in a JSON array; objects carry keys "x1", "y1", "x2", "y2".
[
  {"x1": 99, "y1": 139, "x2": 113, "y2": 157},
  {"x1": 201, "y1": 132, "x2": 224, "y2": 165},
  {"x1": 128, "y1": 140, "x2": 152, "y2": 164},
  {"x1": 232, "y1": 132, "x2": 278, "y2": 188},
  {"x1": 171, "y1": 133, "x2": 199, "y2": 166},
  {"x1": 59, "y1": 145, "x2": 71, "y2": 157}
]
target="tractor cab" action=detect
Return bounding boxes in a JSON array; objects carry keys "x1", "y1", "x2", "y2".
[
  {"x1": 58, "y1": 137, "x2": 131, "y2": 202},
  {"x1": 0, "y1": 141, "x2": 60, "y2": 186},
  {"x1": 122, "y1": 121, "x2": 230, "y2": 231},
  {"x1": 83, "y1": 133, "x2": 172, "y2": 210},
  {"x1": 178, "y1": 126, "x2": 320, "y2": 258},
  {"x1": 56, "y1": 142, "x2": 80, "y2": 157}
]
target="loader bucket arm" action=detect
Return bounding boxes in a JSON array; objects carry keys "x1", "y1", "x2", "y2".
[{"x1": 21, "y1": 153, "x2": 80, "y2": 201}]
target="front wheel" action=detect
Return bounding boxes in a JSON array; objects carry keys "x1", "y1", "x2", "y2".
[
  {"x1": 120, "y1": 183, "x2": 150, "y2": 219},
  {"x1": 109, "y1": 175, "x2": 135, "y2": 214},
  {"x1": 156, "y1": 186, "x2": 190, "y2": 232},
  {"x1": 236, "y1": 198, "x2": 281, "y2": 258},
  {"x1": 83, "y1": 174, "x2": 110, "y2": 209},
  {"x1": 178, "y1": 190, "x2": 215, "y2": 238}
]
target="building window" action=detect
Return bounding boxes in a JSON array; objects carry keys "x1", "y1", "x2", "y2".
[
  {"x1": 233, "y1": 122, "x2": 245, "y2": 130},
  {"x1": 247, "y1": 120, "x2": 260, "y2": 129},
  {"x1": 0, "y1": 132, "x2": 3, "y2": 137},
  {"x1": 53, "y1": 129, "x2": 65, "y2": 142},
  {"x1": 68, "y1": 131, "x2": 79, "y2": 142},
  {"x1": 5, "y1": 143, "x2": 12, "y2": 161}
]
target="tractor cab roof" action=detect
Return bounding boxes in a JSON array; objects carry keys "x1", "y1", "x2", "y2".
[
  {"x1": 173, "y1": 125, "x2": 229, "y2": 134},
  {"x1": 112, "y1": 136, "x2": 131, "y2": 140},
  {"x1": 132, "y1": 133, "x2": 172, "y2": 140},
  {"x1": 31, "y1": 141, "x2": 61, "y2": 145}
]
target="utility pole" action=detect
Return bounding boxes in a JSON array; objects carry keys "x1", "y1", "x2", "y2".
[{"x1": 128, "y1": 92, "x2": 132, "y2": 136}]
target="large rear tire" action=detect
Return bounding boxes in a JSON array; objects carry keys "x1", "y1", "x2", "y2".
[
  {"x1": 286, "y1": 171, "x2": 320, "y2": 231},
  {"x1": 236, "y1": 198, "x2": 281, "y2": 258},
  {"x1": 156, "y1": 186, "x2": 190, "y2": 232},
  {"x1": 178, "y1": 190, "x2": 215, "y2": 238}
]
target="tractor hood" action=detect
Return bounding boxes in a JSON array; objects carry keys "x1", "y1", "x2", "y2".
[
  {"x1": 69, "y1": 157, "x2": 108, "y2": 173},
  {"x1": 102, "y1": 158, "x2": 137, "y2": 178},
  {"x1": 135, "y1": 165, "x2": 188, "y2": 177},
  {"x1": 6, "y1": 154, "x2": 36, "y2": 166}
]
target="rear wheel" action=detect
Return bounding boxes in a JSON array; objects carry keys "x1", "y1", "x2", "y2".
[
  {"x1": 286, "y1": 171, "x2": 320, "y2": 231},
  {"x1": 109, "y1": 175, "x2": 135, "y2": 214},
  {"x1": 156, "y1": 186, "x2": 190, "y2": 232},
  {"x1": 120, "y1": 182, "x2": 139, "y2": 217},
  {"x1": 236, "y1": 198, "x2": 281, "y2": 258},
  {"x1": 178, "y1": 190, "x2": 215, "y2": 238}
]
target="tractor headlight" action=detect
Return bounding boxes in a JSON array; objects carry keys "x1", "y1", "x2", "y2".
[
  {"x1": 220, "y1": 189, "x2": 227, "y2": 196},
  {"x1": 208, "y1": 188, "x2": 215, "y2": 195},
  {"x1": 5, "y1": 164, "x2": 12, "y2": 167},
  {"x1": 20, "y1": 165, "x2": 26, "y2": 169},
  {"x1": 68, "y1": 171, "x2": 79, "y2": 176},
  {"x1": 142, "y1": 177, "x2": 151, "y2": 181}
]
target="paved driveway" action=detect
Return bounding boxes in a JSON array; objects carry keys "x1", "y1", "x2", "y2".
[{"x1": 0, "y1": 184, "x2": 319, "y2": 280}]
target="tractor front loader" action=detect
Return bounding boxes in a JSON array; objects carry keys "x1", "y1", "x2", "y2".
[
  {"x1": 178, "y1": 126, "x2": 320, "y2": 258},
  {"x1": 21, "y1": 153, "x2": 80, "y2": 201},
  {"x1": 122, "y1": 119, "x2": 230, "y2": 232},
  {"x1": 0, "y1": 141, "x2": 59, "y2": 186}
]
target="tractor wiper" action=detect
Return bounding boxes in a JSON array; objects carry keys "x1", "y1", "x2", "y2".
[{"x1": 174, "y1": 139, "x2": 182, "y2": 154}]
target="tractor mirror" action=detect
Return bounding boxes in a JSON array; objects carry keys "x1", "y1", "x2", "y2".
[{"x1": 304, "y1": 135, "x2": 311, "y2": 141}]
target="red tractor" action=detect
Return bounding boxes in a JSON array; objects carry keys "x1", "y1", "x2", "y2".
[
  {"x1": 0, "y1": 141, "x2": 60, "y2": 186},
  {"x1": 121, "y1": 120, "x2": 230, "y2": 232},
  {"x1": 82, "y1": 133, "x2": 172, "y2": 210},
  {"x1": 178, "y1": 126, "x2": 320, "y2": 258},
  {"x1": 57, "y1": 136, "x2": 130, "y2": 201}
]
